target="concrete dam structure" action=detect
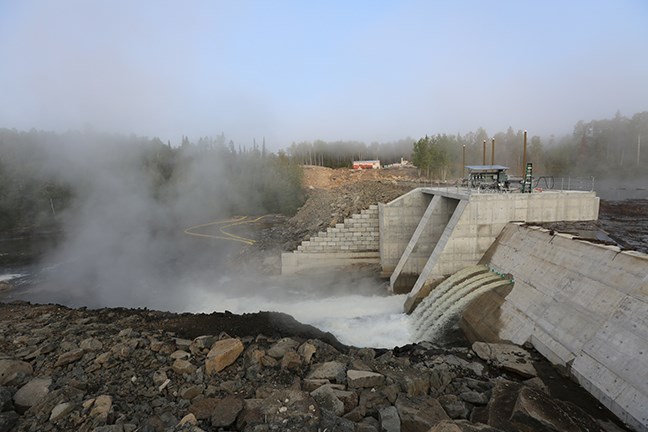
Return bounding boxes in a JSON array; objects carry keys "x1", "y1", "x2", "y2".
[{"x1": 281, "y1": 186, "x2": 648, "y2": 430}]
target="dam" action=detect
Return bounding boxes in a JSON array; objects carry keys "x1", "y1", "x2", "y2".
[{"x1": 281, "y1": 186, "x2": 648, "y2": 431}]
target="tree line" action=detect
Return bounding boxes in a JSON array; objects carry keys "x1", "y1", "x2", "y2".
[{"x1": 0, "y1": 130, "x2": 303, "y2": 234}]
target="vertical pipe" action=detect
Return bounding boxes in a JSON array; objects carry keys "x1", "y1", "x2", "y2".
[
  {"x1": 491, "y1": 138, "x2": 495, "y2": 165},
  {"x1": 522, "y1": 130, "x2": 527, "y2": 176},
  {"x1": 638, "y1": 135, "x2": 641, "y2": 166},
  {"x1": 482, "y1": 140, "x2": 486, "y2": 165}
]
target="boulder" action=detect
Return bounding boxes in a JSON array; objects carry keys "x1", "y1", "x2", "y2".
[
  {"x1": 79, "y1": 337, "x2": 103, "y2": 351},
  {"x1": 54, "y1": 348, "x2": 85, "y2": 367},
  {"x1": 307, "y1": 361, "x2": 347, "y2": 383},
  {"x1": 281, "y1": 350, "x2": 303, "y2": 370},
  {"x1": 471, "y1": 342, "x2": 537, "y2": 378},
  {"x1": 298, "y1": 341, "x2": 317, "y2": 364},
  {"x1": 0, "y1": 359, "x2": 33, "y2": 386},
  {"x1": 205, "y1": 338, "x2": 244, "y2": 374},
  {"x1": 378, "y1": 405, "x2": 401, "y2": 432},
  {"x1": 13, "y1": 377, "x2": 51, "y2": 413},
  {"x1": 428, "y1": 421, "x2": 463, "y2": 432},
  {"x1": 188, "y1": 397, "x2": 220, "y2": 420},
  {"x1": 49, "y1": 402, "x2": 75, "y2": 422},
  {"x1": 210, "y1": 395, "x2": 243, "y2": 428},
  {"x1": 395, "y1": 394, "x2": 450, "y2": 432},
  {"x1": 172, "y1": 359, "x2": 197, "y2": 375},
  {"x1": 310, "y1": 385, "x2": 344, "y2": 416},
  {"x1": 267, "y1": 337, "x2": 300, "y2": 359},
  {"x1": 89, "y1": 395, "x2": 113, "y2": 423},
  {"x1": 347, "y1": 370, "x2": 384, "y2": 388},
  {"x1": 439, "y1": 394, "x2": 469, "y2": 419}
]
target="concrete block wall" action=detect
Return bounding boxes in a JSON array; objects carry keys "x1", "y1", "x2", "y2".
[
  {"x1": 461, "y1": 223, "x2": 648, "y2": 431},
  {"x1": 281, "y1": 205, "x2": 380, "y2": 274},
  {"x1": 296, "y1": 205, "x2": 379, "y2": 253}
]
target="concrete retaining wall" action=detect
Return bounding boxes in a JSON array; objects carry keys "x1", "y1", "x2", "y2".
[
  {"x1": 461, "y1": 223, "x2": 648, "y2": 431},
  {"x1": 281, "y1": 205, "x2": 380, "y2": 274}
]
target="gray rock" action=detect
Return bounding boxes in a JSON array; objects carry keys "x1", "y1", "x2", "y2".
[
  {"x1": 13, "y1": 377, "x2": 51, "y2": 413},
  {"x1": 307, "y1": 361, "x2": 347, "y2": 383},
  {"x1": 438, "y1": 394, "x2": 469, "y2": 419},
  {"x1": 210, "y1": 395, "x2": 243, "y2": 428},
  {"x1": 395, "y1": 394, "x2": 450, "y2": 431},
  {"x1": 179, "y1": 384, "x2": 203, "y2": 400},
  {"x1": 429, "y1": 364, "x2": 454, "y2": 396},
  {"x1": 0, "y1": 359, "x2": 33, "y2": 386},
  {"x1": 378, "y1": 405, "x2": 401, "y2": 432},
  {"x1": 0, "y1": 387, "x2": 13, "y2": 412},
  {"x1": 49, "y1": 401, "x2": 75, "y2": 422},
  {"x1": 459, "y1": 391, "x2": 489, "y2": 405},
  {"x1": 80, "y1": 337, "x2": 103, "y2": 351},
  {"x1": 267, "y1": 337, "x2": 300, "y2": 359},
  {"x1": 347, "y1": 370, "x2": 384, "y2": 388},
  {"x1": 472, "y1": 342, "x2": 537, "y2": 378},
  {"x1": 320, "y1": 408, "x2": 355, "y2": 432},
  {"x1": 54, "y1": 348, "x2": 85, "y2": 367},
  {"x1": 0, "y1": 411, "x2": 19, "y2": 432},
  {"x1": 255, "y1": 389, "x2": 320, "y2": 431},
  {"x1": 310, "y1": 385, "x2": 344, "y2": 416}
]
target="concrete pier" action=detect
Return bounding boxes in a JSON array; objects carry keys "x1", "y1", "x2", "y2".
[{"x1": 380, "y1": 188, "x2": 599, "y2": 311}]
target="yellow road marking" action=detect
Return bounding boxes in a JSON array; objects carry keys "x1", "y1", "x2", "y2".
[{"x1": 184, "y1": 215, "x2": 267, "y2": 245}]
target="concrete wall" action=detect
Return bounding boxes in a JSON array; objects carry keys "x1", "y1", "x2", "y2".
[
  {"x1": 462, "y1": 223, "x2": 648, "y2": 431},
  {"x1": 392, "y1": 188, "x2": 600, "y2": 308},
  {"x1": 379, "y1": 189, "x2": 432, "y2": 275},
  {"x1": 281, "y1": 205, "x2": 380, "y2": 274}
]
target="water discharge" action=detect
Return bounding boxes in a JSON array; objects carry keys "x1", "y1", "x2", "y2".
[{"x1": 411, "y1": 266, "x2": 513, "y2": 342}]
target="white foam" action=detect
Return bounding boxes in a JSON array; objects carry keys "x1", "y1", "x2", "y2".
[{"x1": 186, "y1": 289, "x2": 411, "y2": 349}]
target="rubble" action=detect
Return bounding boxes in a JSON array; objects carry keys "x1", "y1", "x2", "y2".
[{"x1": 0, "y1": 301, "x2": 629, "y2": 432}]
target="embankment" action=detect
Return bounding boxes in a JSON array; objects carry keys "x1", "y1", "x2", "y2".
[{"x1": 461, "y1": 222, "x2": 648, "y2": 431}]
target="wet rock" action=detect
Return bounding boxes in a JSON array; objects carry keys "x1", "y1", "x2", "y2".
[
  {"x1": 472, "y1": 342, "x2": 537, "y2": 378},
  {"x1": 54, "y1": 348, "x2": 85, "y2": 367},
  {"x1": 379, "y1": 405, "x2": 401, "y2": 432},
  {"x1": 0, "y1": 359, "x2": 33, "y2": 386},
  {"x1": 210, "y1": 395, "x2": 243, "y2": 428},
  {"x1": 205, "y1": 338, "x2": 244, "y2": 374},
  {"x1": 347, "y1": 370, "x2": 384, "y2": 388},
  {"x1": 306, "y1": 361, "x2": 346, "y2": 383},
  {"x1": 13, "y1": 377, "x2": 51, "y2": 413}
]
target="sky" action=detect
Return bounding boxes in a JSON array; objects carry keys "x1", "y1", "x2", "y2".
[{"x1": 0, "y1": 0, "x2": 647, "y2": 149}]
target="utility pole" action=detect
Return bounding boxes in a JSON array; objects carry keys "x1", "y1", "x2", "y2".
[
  {"x1": 522, "y1": 130, "x2": 528, "y2": 176},
  {"x1": 462, "y1": 145, "x2": 466, "y2": 178},
  {"x1": 638, "y1": 135, "x2": 642, "y2": 166},
  {"x1": 491, "y1": 138, "x2": 495, "y2": 165},
  {"x1": 482, "y1": 140, "x2": 486, "y2": 165}
]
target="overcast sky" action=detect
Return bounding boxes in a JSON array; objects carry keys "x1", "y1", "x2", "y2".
[{"x1": 1, "y1": 1, "x2": 646, "y2": 148}]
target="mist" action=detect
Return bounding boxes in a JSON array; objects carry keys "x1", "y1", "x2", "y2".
[{"x1": 1, "y1": 2, "x2": 647, "y2": 147}]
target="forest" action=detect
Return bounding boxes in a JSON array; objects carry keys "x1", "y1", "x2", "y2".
[
  {"x1": 0, "y1": 130, "x2": 303, "y2": 234},
  {"x1": 1, "y1": 110, "x2": 646, "y2": 234}
]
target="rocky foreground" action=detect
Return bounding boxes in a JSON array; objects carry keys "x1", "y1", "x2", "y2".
[{"x1": 0, "y1": 302, "x2": 628, "y2": 432}]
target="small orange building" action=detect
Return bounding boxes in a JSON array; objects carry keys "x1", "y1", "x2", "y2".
[{"x1": 352, "y1": 160, "x2": 381, "y2": 170}]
